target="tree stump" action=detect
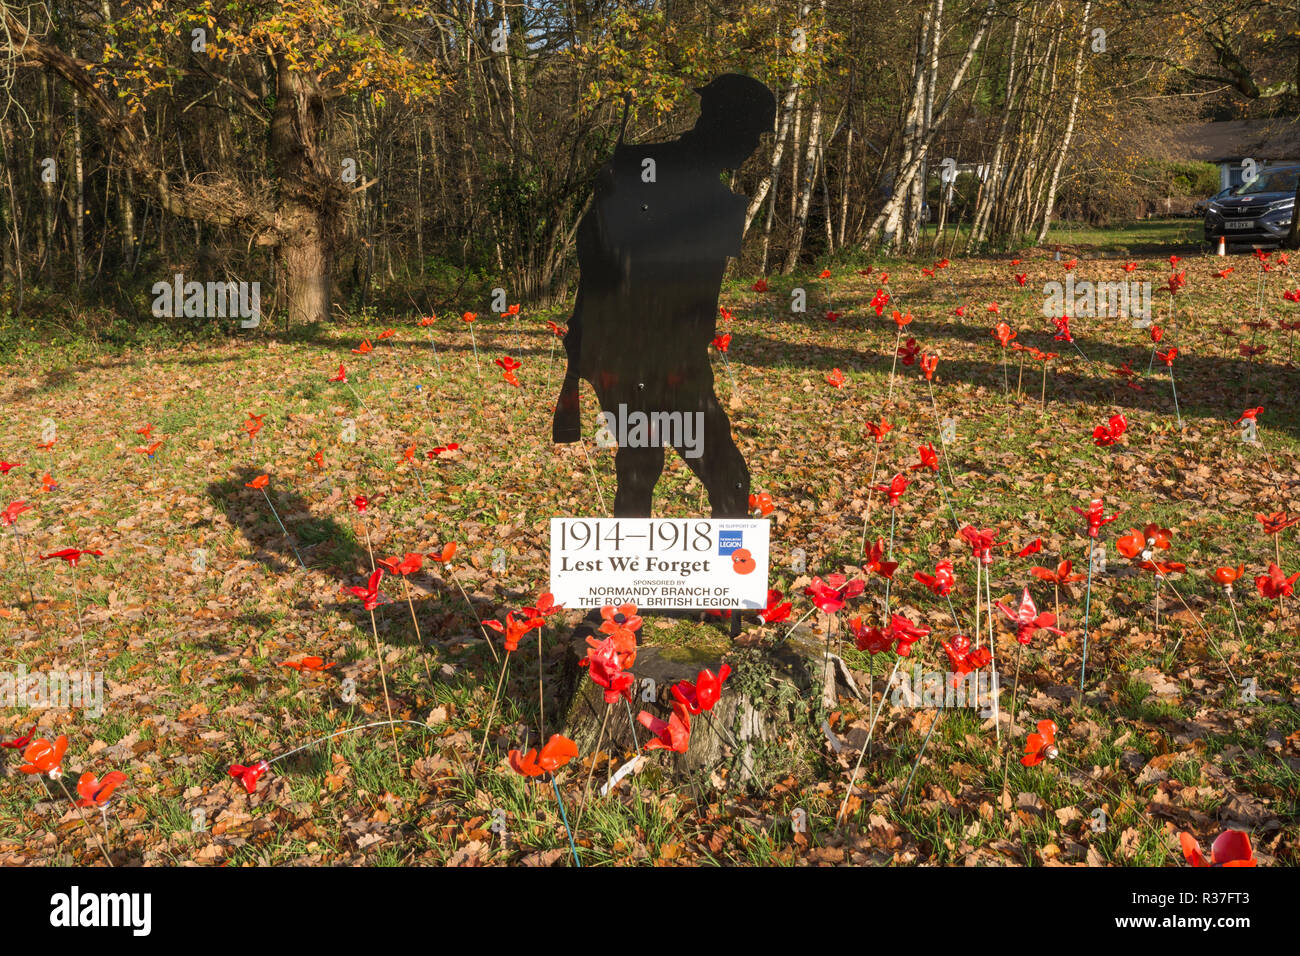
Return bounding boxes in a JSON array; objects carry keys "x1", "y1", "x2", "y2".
[{"x1": 556, "y1": 613, "x2": 860, "y2": 789}]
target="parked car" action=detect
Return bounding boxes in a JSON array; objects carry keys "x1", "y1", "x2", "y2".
[
  {"x1": 1204, "y1": 165, "x2": 1298, "y2": 247},
  {"x1": 1193, "y1": 187, "x2": 1233, "y2": 216}
]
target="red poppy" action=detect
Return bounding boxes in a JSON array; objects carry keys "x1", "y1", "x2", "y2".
[
  {"x1": 75, "y1": 770, "x2": 127, "y2": 808},
  {"x1": 892, "y1": 309, "x2": 913, "y2": 329},
  {"x1": 941, "y1": 634, "x2": 991, "y2": 683},
  {"x1": 959, "y1": 525, "x2": 1005, "y2": 565},
  {"x1": 1212, "y1": 565, "x2": 1244, "y2": 588},
  {"x1": 19, "y1": 736, "x2": 68, "y2": 778},
  {"x1": 378, "y1": 328, "x2": 396, "y2": 340},
  {"x1": 870, "y1": 289, "x2": 889, "y2": 315},
  {"x1": 850, "y1": 618, "x2": 893, "y2": 655},
  {"x1": 1235, "y1": 407, "x2": 1263, "y2": 425},
  {"x1": 344, "y1": 569, "x2": 385, "y2": 610},
  {"x1": 1179, "y1": 830, "x2": 1256, "y2": 867},
  {"x1": 329, "y1": 364, "x2": 347, "y2": 382},
  {"x1": 509, "y1": 734, "x2": 579, "y2": 778},
  {"x1": 920, "y1": 354, "x2": 939, "y2": 381},
  {"x1": 1014, "y1": 273, "x2": 1027, "y2": 286},
  {"x1": 986, "y1": 302, "x2": 1001, "y2": 314},
  {"x1": 40, "y1": 548, "x2": 103, "y2": 567},
  {"x1": 910, "y1": 443, "x2": 939, "y2": 472},
  {"x1": 760, "y1": 589, "x2": 792, "y2": 624},
  {"x1": 913, "y1": 560, "x2": 955, "y2": 596},
  {"x1": 992, "y1": 322, "x2": 1016, "y2": 348},
  {"x1": 39, "y1": 473, "x2": 57, "y2": 493},
  {"x1": 35, "y1": 440, "x2": 55, "y2": 451},
  {"x1": 600, "y1": 603, "x2": 643, "y2": 635},
  {"x1": 1051, "y1": 315, "x2": 1074, "y2": 342},
  {"x1": 1063, "y1": 258, "x2": 1077, "y2": 270},
  {"x1": 1092, "y1": 413, "x2": 1128, "y2": 446},
  {"x1": 427, "y1": 542, "x2": 457, "y2": 563},
  {"x1": 135, "y1": 441, "x2": 165, "y2": 457},
  {"x1": 428, "y1": 443, "x2": 461, "y2": 458},
  {"x1": 996, "y1": 587, "x2": 1064, "y2": 645},
  {"x1": 712, "y1": 333, "x2": 732, "y2": 352},
  {"x1": 748, "y1": 492, "x2": 774, "y2": 516},
  {"x1": 1255, "y1": 512, "x2": 1298, "y2": 535},
  {"x1": 377, "y1": 553, "x2": 424, "y2": 577},
  {"x1": 352, "y1": 340, "x2": 374, "y2": 355},
  {"x1": 826, "y1": 368, "x2": 846, "y2": 388},
  {"x1": 672, "y1": 665, "x2": 732, "y2": 715},
  {"x1": 1071, "y1": 498, "x2": 1117, "y2": 539},
  {"x1": 1, "y1": 500, "x2": 31, "y2": 526},
  {"x1": 352, "y1": 495, "x2": 370, "y2": 513},
  {"x1": 1167, "y1": 270, "x2": 1186, "y2": 293},
  {"x1": 639, "y1": 701, "x2": 692, "y2": 753},
  {"x1": 1123, "y1": 261, "x2": 1137, "y2": 272},
  {"x1": 954, "y1": 305, "x2": 967, "y2": 317},
  {"x1": 874, "y1": 473, "x2": 909, "y2": 507},
  {"x1": 0, "y1": 461, "x2": 23, "y2": 474},
  {"x1": 887, "y1": 614, "x2": 930, "y2": 656},
  {"x1": 804, "y1": 575, "x2": 864, "y2": 615},
  {"x1": 242, "y1": 413, "x2": 265, "y2": 440},
  {"x1": 1018, "y1": 538, "x2": 1043, "y2": 557},
  {"x1": 546, "y1": 320, "x2": 565, "y2": 336},
  {"x1": 280, "y1": 656, "x2": 335, "y2": 672},
  {"x1": 1031, "y1": 560, "x2": 1085, "y2": 588},
  {"x1": 245, "y1": 474, "x2": 270, "y2": 489},
  {"x1": 580, "y1": 636, "x2": 634, "y2": 703},
  {"x1": 1256, "y1": 563, "x2": 1300, "y2": 600},
  {"x1": 1, "y1": 725, "x2": 37, "y2": 749},
  {"x1": 897, "y1": 337, "x2": 920, "y2": 365},
  {"x1": 1021, "y1": 719, "x2": 1058, "y2": 766},
  {"x1": 312, "y1": 451, "x2": 324, "y2": 468},
  {"x1": 229, "y1": 759, "x2": 270, "y2": 794},
  {"x1": 719, "y1": 307, "x2": 733, "y2": 323},
  {"x1": 864, "y1": 538, "x2": 899, "y2": 580},
  {"x1": 418, "y1": 315, "x2": 437, "y2": 327},
  {"x1": 523, "y1": 592, "x2": 565, "y2": 618},
  {"x1": 461, "y1": 312, "x2": 477, "y2": 323},
  {"x1": 485, "y1": 611, "x2": 544, "y2": 653},
  {"x1": 1284, "y1": 289, "x2": 1300, "y2": 303},
  {"x1": 495, "y1": 356, "x2": 522, "y2": 373},
  {"x1": 752, "y1": 278, "x2": 769, "y2": 292},
  {"x1": 865, "y1": 419, "x2": 892, "y2": 444}
]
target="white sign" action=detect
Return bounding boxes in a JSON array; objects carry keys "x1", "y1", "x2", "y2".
[{"x1": 549, "y1": 518, "x2": 769, "y2": 609}]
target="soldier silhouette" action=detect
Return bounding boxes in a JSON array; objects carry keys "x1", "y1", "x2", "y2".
[{"x1": 552, "y1": 74, "x2": 776, "y2": 520}]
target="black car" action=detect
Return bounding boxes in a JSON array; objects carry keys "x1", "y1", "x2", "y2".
[{"x1": 1204, "y1": 165, "x2": 1297, "y2": 247}]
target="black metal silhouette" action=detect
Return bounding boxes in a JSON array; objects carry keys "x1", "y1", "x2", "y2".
[{"x1": 553, "y1": 74, "x2": 776, "y2": 521}]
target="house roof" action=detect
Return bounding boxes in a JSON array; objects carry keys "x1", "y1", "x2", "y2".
[{"x1": 1137, "y1": 118, "x2": 1300, "y2": 164}]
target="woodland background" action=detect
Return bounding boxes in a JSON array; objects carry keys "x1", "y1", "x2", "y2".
[{"x1": 0, "y1": 0, "x2": 1296, "y2": 332}]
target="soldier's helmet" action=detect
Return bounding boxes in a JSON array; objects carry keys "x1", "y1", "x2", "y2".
[{"x1": 690, "y1": 74, "x2": 777, "y2": 166}]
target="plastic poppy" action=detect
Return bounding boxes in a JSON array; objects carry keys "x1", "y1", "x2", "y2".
[
  {"x1": 344, "y1": 569, "x2": 385, "y2": 610},
  {"x1": 229, "y1": 759, "x2": 270, "y2": 794},
  {"x1": 508, "y1": 734, "x2": 579, "y2": 777},
  {"x1": 870, "y1": 289, "x2": 889, "y2": 315},
  {"x1": 1020, "y1": 719, "x2": 1058, "y2": 766},
  {"x1": 910, "y1": 444, "x2": 939, "y2": 472},
  {"x1": 245, "y1": 474, "x2": 270, "y2": 490},
  {"x1": 959, "y1": 525, "x2": 1005, "y2": 565},
  {"x1": 329, "y1": 364, "x2": 347, "y2": 382},
  {"x1": 920, "y1": 354, "x2": 939, "y2": 381},
  {"x1": 1179, "y1": 830, "x2": 1256, "y2": 867},
  {"x1": 1256, "y1": 564, "x2": 1299, "y2": 600},
  {"x1": 752, "y1": 278, "x2": 768, "y2": 292},
  {"x1": 1031, "y1": 560, "x2": 1085, "y2": 588},
  {"x1": 865, "y1": 419, "x2": 893, "y2": 443},
  {"x1": 352, "y1": 495, "x2": 370, "y2": 513},
  {"x1": 804, "y1": 576, "x2": 864, "y2": 615},
  {"x1": 992, "y1": 322, "x2": 1016, "y2": 347},
  {"x1": 1, "y1": 725, "x2": 37, "y2": 749},
  {"x1": 671, "y1": 665, "x2": 732, "y2": 715},
  {"x1": 1018, "y1": 538, "x2": 1043, "y2": 557},
  {"x1": 1092, "y1": 413, "x2": 1128, "y2": 446},
  {"x1": 19, "y1": 736, "x2": 68, "y2": 778},
  {"x1": 600, "y1": 603, "x2": 642, "y2": 635},
  {"x1": 1, "y1": 500, "x2": 31, "y2": 526},
  {"x1": 897, "y1": 338, "x2": 920, "y2": 365},
  {"x1": 579, "y1": 636, "x2": 634, "y2": 703},
  {"x1": 523, "y1": 592, "x2": 564, "y2": 618},
  {"x1": 242, "y1": 413, "x2": 265, "y2": 440},
  {"x1": 76, "y1": 771, "x2": 127, "y2": 807},
  {"x1": 352, "y1": 339, "x2": 374, "y2": 355},
  {"x1": 378, "y1": 328, "x2": 396, "y2": 340},
  {"x1": 0, "y1": 461, "x2": 23, "y2": 474},
  {"x1": 996, "y1": 587, "x2": 1064, "y2": 645},
  {"x1": 1071, "y1": 498, "x2": 1117, "y2": 538},
  {"x1": 1051, "y1": 315, "x2": 1074, "y2": 342},
  {"x1": 428, "y1": 443, "x2": 461, "y2": 458},
  {"x1": 1212, "y1": 565, "x2": 1244, "y2": 589},
  {"x1": 40, "y1": 548, "x2": 103, "y2": 567},
  {"x1": 1256, "y1": 512, "x2": 1299, "y2": 535},
  {"x1": 913, "y1": 560, "x2": 955, "y2": 597},
  {"x1": 485, "y1": 611, "x2": 544, "y2": 653},
  {"x1": 864, "y1": 538, "x2": 899, "y2": 580},
  {"x1": 941, "y1": 634, "x2": 991, "y2": 683},
  {"x1": 135, "y1": 441, "x2": 164, "y2": 457},
  {"x1": 427, "y1": 542, "x2": 457, "y2": 563},
  {"x1": 279, "y1": 656, "x2": 336, "y2": 672},
  {"x1": 749, "y1": 492, "x2": 774, "y2": 516},
  {"x1": 850, "y1": 618, "x2": 893, "y2": 655},
  {"x1": 887, "y1": 614, "x2": 930, "y2": 657},
  {"x1": 639, "y1": 701, "x2": 692, "y2": 753},
  {"x1": 874, "y1": 473, "x2": 909, "y2": 507},
  {"x1": 378, "y1": 553, "x2": 424, "y2": 576},
  {"x1": 759, "y1": 589, "x2": 792, "y2": 624},
  {"x1": 712, "y1": 333, "x2": 732, "y2": 352},
  {"x1": 826, "y1": 368, "x2": 846, "y2": 388},
  {"x1": 892, "y1": 309, "x2": 912, "y2": 328}
]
